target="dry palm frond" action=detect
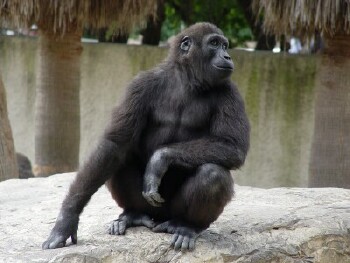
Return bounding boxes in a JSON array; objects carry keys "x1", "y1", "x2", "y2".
[
  {"x1": 0, "y1": 0, "x2": 157, "y2": 33},
  {"x1": 253, "y1": 0, "x2": 350, "y2": 37}
]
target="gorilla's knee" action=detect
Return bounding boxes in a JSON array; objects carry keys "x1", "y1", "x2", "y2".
[{"x1": 197, "y1": 163, "x2": 233, "y2": 200}]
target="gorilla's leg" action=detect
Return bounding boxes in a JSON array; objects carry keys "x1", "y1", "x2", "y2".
[
  {"x1": 106, "y1": 164, "x2": 167, "y2": 235},
  {"x1": 154, "y1": 163, "x2": 233, "y2": 250}
]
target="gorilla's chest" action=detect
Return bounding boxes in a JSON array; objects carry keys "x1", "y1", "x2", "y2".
[
  {"x1": 140, "y1": 89, "x2": 213, "y2": 154},
  {"x1": 153, "y1": 97, "x2": 211, "y2": 132}
]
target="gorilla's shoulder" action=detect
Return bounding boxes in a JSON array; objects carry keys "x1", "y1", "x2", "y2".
[
  {"x1": 127, "y1": 67, "x2": 165, "y2": 93},
  {"x1": 135, "y1": 64, "x2": 168, "y2": 82}
]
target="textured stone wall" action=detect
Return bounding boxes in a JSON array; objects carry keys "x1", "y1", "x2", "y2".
[{"x1": 0, "y1": 37, "x2": 318, "y2": 187}]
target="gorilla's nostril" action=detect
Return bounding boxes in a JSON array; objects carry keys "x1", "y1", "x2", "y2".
[{"x1": 224, "y1": 55, "x2": 231, "y2": 60}]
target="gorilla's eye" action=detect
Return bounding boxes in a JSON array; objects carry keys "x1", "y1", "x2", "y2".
[
  {"x1": 223, "y1": 43, "x2": 228, "y2": 50},
  {"x1": 180, "y1": 36, "x2": 191, "y2": 51},
  {"x1": 210, "y1": 39, "x2": 219, "y2": 47}
]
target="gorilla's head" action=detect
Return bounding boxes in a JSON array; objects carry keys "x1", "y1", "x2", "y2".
[{"x1": 169, "y1": 22, "x2": 234, "y2": 86}]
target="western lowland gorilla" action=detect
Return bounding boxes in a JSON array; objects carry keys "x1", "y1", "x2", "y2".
[{"x1": 43, "y1": 22, "x2": 250, "y2": 251}]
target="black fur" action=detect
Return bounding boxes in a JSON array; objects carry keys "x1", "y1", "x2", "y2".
[
  {"x1": 43, "y1": 22, "x2": 250, "y2": 251},
  {"x1": 16, "y1": 153, "x2": 34, "y2": 179}
]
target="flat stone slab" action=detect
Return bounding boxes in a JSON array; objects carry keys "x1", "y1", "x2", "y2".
[{"x1": 1, "y1": 173, "x2": 350, "y2": 263}]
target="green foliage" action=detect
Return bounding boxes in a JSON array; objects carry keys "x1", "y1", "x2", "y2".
[
  {"x1": 161, "y1": 0, "x2": 253, "y2": 47},
  {"x1": 160, "y1": 4, "x2": 182, "y2": 41}
]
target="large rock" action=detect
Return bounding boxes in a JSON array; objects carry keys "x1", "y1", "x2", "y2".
[{"x1": 0, "y1": 173, "x2": 350, "y2": 263}]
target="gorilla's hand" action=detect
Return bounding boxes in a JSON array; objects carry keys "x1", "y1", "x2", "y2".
[
  {"x1": 142, "y1": 149, "x2": 169, "y2": 207},
  {"x1": 142, "y1": 184, "x2": 165, "y2": 207},
  {"x1": 42, "y1": 212, "x2": 79, "y2": 249}
]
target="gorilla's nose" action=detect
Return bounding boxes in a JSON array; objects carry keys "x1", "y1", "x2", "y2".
[{"x1": 224, "y1": 54, "x2": 231, "y2": 61}]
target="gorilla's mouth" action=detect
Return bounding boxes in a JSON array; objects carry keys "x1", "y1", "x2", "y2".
[{"x1": 213, "y1": 64, "x2": 234, "y2": 71}]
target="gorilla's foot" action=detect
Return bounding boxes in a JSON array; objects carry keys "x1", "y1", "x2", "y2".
[
  {"x1": 153, "y1": 220, "x2": 201, "y2": 251},
  {"x1": 108, "y1": 211, "x2": 156, "y2": 235}
]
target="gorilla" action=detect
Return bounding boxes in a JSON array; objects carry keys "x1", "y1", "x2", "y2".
[{"x1": 43, "y1": 22, "x2": 250, "y2": 251}]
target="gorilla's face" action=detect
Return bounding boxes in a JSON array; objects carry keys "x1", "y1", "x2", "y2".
[
  {"x1": 178, "y1": 32, "x2": 234, "y2": 86},
  {"x1": 203, "y1": 33, "x2": 234, "y2": 81}
]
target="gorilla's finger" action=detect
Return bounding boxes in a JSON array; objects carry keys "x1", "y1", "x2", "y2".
[
  {"x1": 174, "y1": 235, "x2": 184, "y2": 250},
  {"x1": 142, "y1": 192, "x2": 157, "y2": 206},
  {"x1": 153, "y1": 193, "x2": 165, "y2": 203},
  {"x1": 118, "y1": 220, "x2": 127, "y2": 235},
  {"x1": 149, "y1": 198, "x2": 163, "y2": 207},
  {"x1": 189, "y1": 238, "x2": 195, "y2": 251},
  {"x1": 153, "y1": 222, "x2": 168, "y2": 232},
  {"x1": 168, "y1": 224, "x2": 176, "y2": 234},
  {"x1": 141, "y1": 216, "x2": 156, "y2": 228},
  {"x1": 42, "y1": 234, "x2": 68, "y2": 250},
  {"x1": 109, "y1": 220, "x2": 120, "y2": 235},
  {"x1": 181, "y1": 236, "x2": 190, "y2": 251},
  {"x1": 171, "y1": 233, "x2": 179, "y2": 246},
  {"x1": 109, "y1": 224, "x2": 114, "y2": 234},
  {"x1": 49, "y1": 239, "x2": 66, "y2": 249},
  {"x1": 142, "y1": 191, "x2": 165, "y2": 207},
  {"x1": 42, "y1": 241, "x2": 49, "y2": 249}
]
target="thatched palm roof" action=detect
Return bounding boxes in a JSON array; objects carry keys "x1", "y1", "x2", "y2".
[
  {"x1": 0, "y1": 0, "x2": 157, "y2": 33},
  {"x1": 253, "y1": 0, "x2": 350, "y2": 37}
]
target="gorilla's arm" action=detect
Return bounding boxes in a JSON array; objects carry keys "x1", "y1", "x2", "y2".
[
  {"x1": 43, "y1": 76, "x2": 152, "y2": 249},
  {"x1": 143, "y1": 87, "x2": 250, "y2": 206},
  {"x1": 42, "y1": 139, "x2": 121, "y2": 249}
]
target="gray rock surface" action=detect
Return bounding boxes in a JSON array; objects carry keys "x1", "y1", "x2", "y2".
[{"x1": 1, "y1": 173, "x2": 350, "y2": 263}]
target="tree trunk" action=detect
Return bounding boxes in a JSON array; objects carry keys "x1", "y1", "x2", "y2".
[
  {"x1": 309, "y1": 35, "x2": 350, "y2": 188},
  {"x1": 255, "y1": 32, "x2": 276, "y2": 51},
  {"x1": 0, "y1": 75, "x2": 18, "y2": 181},
  {"x1": 34, "y1": 30, "x2": 82, "y2": 177},
  {"x1": 142, "y1": 0, "x2": 165, "y2": 46},
  {"x1": 237, "y1": 0, "x2": 276, "y2": 51},
  {"x1": 98, "y1": 27, "x2": 129, "y2": 43}
]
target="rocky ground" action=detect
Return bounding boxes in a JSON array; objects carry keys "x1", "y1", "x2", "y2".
[{"x1": 1, "y1": 173, "x2": 350, "y2": 263}]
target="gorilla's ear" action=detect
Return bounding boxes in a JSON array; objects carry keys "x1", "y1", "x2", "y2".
[{"x1": 180, "y1": 36, "x2": 191, "y2": 52}]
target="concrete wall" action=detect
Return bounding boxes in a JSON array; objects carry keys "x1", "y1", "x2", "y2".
[{"x1": 0, "y1": 37, "x2": 318, "y2": 187}]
